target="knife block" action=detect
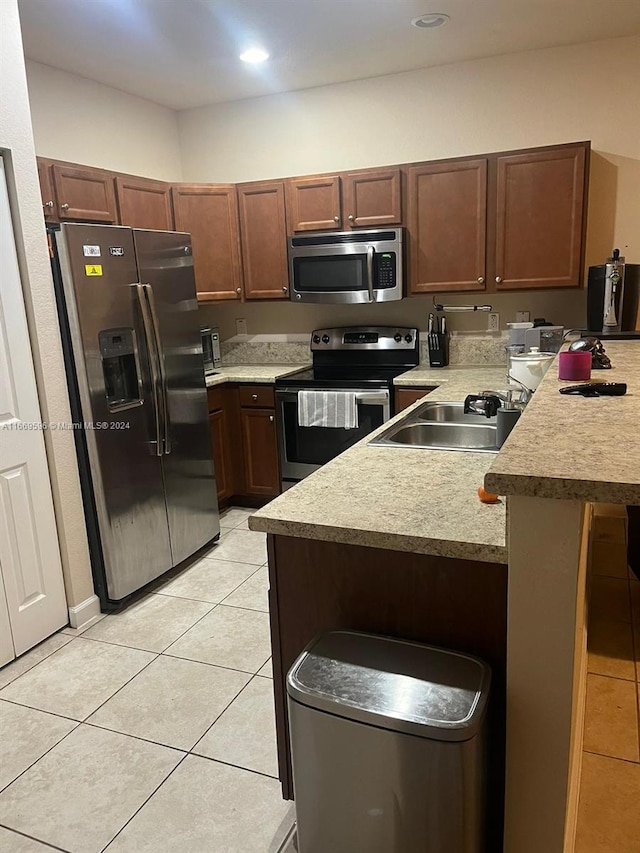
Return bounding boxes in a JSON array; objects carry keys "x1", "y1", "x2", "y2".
[{"x1": 428, "y1": 333, "x2": 449, "y2": 368}]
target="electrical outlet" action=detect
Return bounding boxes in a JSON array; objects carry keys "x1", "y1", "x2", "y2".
[
  {"x1": 516, "y1": 311, "x2": 530, "y2": 323},
  {"x1": 235, "y1": 318, "x2": 248, "y2": 336},
  {"x1": 488, "y1": 312, "x2": 500, "y2": 332}
]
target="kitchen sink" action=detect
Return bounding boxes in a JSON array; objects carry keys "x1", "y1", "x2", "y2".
[{"x1": 370, "y1": 401, "x2": 499, "y2": 453}]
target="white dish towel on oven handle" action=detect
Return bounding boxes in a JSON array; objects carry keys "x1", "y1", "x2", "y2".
[{"x1": 297, "y1": 390, "x2": 359, "y2": 429}]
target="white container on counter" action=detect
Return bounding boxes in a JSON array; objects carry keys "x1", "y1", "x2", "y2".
[
  {"x1": 508, "y1": 346, "x2": 555, "y2": 391},
  {"x1": 507, "y1": 322, "x2": 534, "y2": 347}
]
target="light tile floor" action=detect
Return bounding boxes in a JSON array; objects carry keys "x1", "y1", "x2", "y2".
[
  {"x1": 0, "y1": 508, "x2": 296, "y2": 853},
  {"x1": 575, "y1": 548, "x2": 640, "y2": 852}
]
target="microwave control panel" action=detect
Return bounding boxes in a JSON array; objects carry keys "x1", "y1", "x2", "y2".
[{"x1": 376, "y1": 253, "x2": 396, "y2": 289}]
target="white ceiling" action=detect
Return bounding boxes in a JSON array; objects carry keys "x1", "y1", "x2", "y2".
[{"x1": 18, "y1": 0, "x2": 640, "y2": 110}]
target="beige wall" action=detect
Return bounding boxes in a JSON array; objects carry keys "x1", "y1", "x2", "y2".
[
  {"x1": 25, "y1": 60, "x2": 183, "y2": 181},
  {"x1": 1, "y1": 1, "x2": 93, "y2": 608},
  {"x1": 185, "y1": 36, "x2": 640, "y2": 337}
]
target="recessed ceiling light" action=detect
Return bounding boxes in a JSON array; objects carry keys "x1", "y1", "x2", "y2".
[
  {"x1": 240, "y1": 47, "x2": 269, "y2": 64},
  {"x1": 411, "y1": 13, "x2": 450, "y2": 29}
]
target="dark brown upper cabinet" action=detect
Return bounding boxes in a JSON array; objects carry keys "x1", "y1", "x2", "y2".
[
  {"x1": 37, "y1": 160, "x2": 57, "y2": 222},
  {"x1": 172, "y1": 184, "x2": 243, "y2": 302},
  {"x1": 285, "y1": 175, "x2": 342, "y2": 232},
  {"x1": 342, "y1": 168, "x2": 401, "y2": 228},
  {"x1": 492, "y1": 144, "x2": 588, "y2": 290},
  {"x1": 51, "y1": 163, "x2": 118, "y2": 223},
  {"x1": 115, "y1": 176, "x2": 174, "y2": 231},
  {"x1": 408, "y1": 159, "x2": 488, "y2": 293},
  {"x1": 237, "y1": 181, "x2": 289, "y2": 300}
]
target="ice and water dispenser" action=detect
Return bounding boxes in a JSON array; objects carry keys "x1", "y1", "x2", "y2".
[{"x1": 98, "y1": 328, "x2": 142, "y2": 411}]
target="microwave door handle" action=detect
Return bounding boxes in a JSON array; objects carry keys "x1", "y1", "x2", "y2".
[
  {"x1": 134, "y1": 284, "x2": 163, "y2": 457},
  {"x1": 366, "y1": 245, "x2": 375, "y2": 303},
  {"x1": 143, "y1": 283, "x2": 171, "y2": 455}
]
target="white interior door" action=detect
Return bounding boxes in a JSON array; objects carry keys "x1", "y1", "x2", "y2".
[{"x1": 0, "y1": 156, "x2": 67, "y2": 659}]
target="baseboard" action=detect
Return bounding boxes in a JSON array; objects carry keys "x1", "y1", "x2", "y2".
[{"x1": 67, "y1": 594, "x2": 102, "y2": 630}]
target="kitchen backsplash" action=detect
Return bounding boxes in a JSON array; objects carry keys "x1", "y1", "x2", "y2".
[{"x1": 221, "y1": 332, "x2": 509, "y2": 366}]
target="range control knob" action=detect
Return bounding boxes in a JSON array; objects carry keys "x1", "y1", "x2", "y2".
[
  {"x1": 394, "y1": 333, "x2": 402, "y2": 343},
  {"x1": 321, "y1": 334, "x2": 330, "y2": 344},
  {"x1": 312, "y1": 334, "x2": 321, "y2": 344},
  {"x1": 404, "y1": 334, "x2": 413, "y2": 343}
]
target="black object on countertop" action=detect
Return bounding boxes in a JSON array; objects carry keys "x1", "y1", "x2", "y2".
[
  {"x1": 559, "y1": 382, "x2": 627, "y2": 397},
  {"x1": 568, "y1": 337, "x2": 612, "y2": 369}
]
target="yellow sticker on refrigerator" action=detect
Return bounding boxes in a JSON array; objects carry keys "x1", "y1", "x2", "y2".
[{"x1": 85, "y1": 264, "x2": 103, "y2": 276}]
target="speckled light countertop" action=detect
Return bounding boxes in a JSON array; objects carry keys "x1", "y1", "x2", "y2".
[
  {"x1": 249, "y1": 366, "x2": 509, "y2": 563},
  {"x1": 485, "y1": 340, "x2": 640, "y2": 504},
  {"x1": 205, "y1": 365, "x2": 309, "y2": 386}
]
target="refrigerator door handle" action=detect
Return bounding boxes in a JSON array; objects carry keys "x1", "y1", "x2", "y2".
[
  {"x1": 143, "y1": 283, "x2": 171, "y2": 455},
  {"x1": 134, "y1": 283, "x2": 163, "y2": 457}
]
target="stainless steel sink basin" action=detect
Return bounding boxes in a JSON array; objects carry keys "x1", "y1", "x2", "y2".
[{"x1": 370, "y1": 401, "x2": 499, "y2": 453}]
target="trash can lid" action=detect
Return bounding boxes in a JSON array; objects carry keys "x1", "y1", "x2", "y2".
[{"x1": 287, "y1": 631, "x2": 491, "y2": 741}]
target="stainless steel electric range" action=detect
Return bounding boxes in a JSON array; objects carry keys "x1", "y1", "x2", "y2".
[{"x1": 275, "y1": 326, "x2": 419, "y2": 488}]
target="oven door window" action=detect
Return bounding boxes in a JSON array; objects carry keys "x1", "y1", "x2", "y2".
[
  {"x1": 282, "y1": 397, "x2": 386, "y2": 465},
  {"x1": 293, "y1": 255, "x2": 367, "y2": 293}
]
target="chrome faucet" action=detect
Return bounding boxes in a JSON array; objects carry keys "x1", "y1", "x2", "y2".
[{"x1": 464, "y1": 387, "x2": 529, "y2": 418}]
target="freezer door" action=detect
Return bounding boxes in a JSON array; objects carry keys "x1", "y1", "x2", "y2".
[
  {"x1": 133, "y1": 229, "x2": 220, "y2": 564},
  {"x1": 57, "y1": 224, "x2": 173, "y2": 601}
]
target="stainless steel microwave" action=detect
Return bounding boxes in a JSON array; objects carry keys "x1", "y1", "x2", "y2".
[{"x1": 288, "y1": 228, "x2": 404, "y2": 304}]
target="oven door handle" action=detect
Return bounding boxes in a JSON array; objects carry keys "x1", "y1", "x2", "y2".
[
  {"x1": 277, "y1": 389, "x2": 389, "y2": 402},
  {"x1": 366, "y1": 245, "x2": 375, "y2": 303}
]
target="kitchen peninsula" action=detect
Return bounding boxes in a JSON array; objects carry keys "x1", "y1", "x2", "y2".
[{"x1": 249, "y1": 341, "x2": 640, "y2": 853}]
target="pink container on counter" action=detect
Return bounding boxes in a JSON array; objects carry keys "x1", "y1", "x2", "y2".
[{"x1": 558, "y1": 351, "x2": 592, "y2": 381}]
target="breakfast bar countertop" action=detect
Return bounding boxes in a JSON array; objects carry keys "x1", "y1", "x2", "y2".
[
  {"x1": 249, "y1": 365, "x2": 509, "y2": 563},
  {"x1": 485, "y1": 340, "x2": 640, "y2": 505}
]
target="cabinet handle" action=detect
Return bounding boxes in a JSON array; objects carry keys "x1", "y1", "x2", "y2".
[
  {"x1": 495, "y1": 276, "x2": 503, "y2": 284},
  {"x1": 348, "y1": 214, "x2": 354, "y2": 222},
  {"x1": 333, "y1": 215, "x2": 340, "y2": 223},
  {"x1": 252, "y1": 394, "x2": 258, "y2": 401},
  {"x1": 235, "y1": 287, "x2": 241, "y2": 295},
  {"x1": 282, "y1": 286, "x2": 288, "y2": 293},
  {"x1": 477, "y1": 276, "x2": 485, "y2": 284},
  {"x1": 44, "y1": 200, "x2": 54, "y2": 210},
  {"x1": 60, "y1": 203, "x2": 69, "y2": 211},
  {"x1": 269, "y1": 415, "x2": 274, "y2": 422}
]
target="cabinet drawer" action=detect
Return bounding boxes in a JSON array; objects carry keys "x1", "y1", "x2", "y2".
[
  {"x1": 207, "y1": 386, "x2": 225, "y2": 413},
  {"x1": 239, "y1": 385, "x2": 275, "y2": 408}
]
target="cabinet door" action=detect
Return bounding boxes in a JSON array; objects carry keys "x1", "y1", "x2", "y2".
[
  {"x1": 115, "y1": 176, "x2": 174, "y2": 230},
  {"x1": 408, "y1": 159, "x2": 487, "y2": 293},
  {"x1": 37, "y1": 160, "x2": 57, "y2": 222},
  {"x1": 209, "y1": 409, "x2": 233, "y2": 502},
  {"x1": 240, "y1": 408, "x2": 280, "y2": 496},
  {"x1": 237, "y1": 181, "x2": 289, "y2": 300},
  {"x1": 51, "y1": 163, "x2": 118, "y2": 222},
  {"x1": 286, "y1": 175, "x2": 341, "y2": 231},
  {"x1": 343, "y1": 168, "x2": 401, "y2": 228},
  {"x1": 173, "y1": 184, "x2": 243, "y2": 301},
  {"x1": 493, "y1": 145, "x2": 587, "y2": 290}
]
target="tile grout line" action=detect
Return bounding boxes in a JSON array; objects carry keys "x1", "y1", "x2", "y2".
[
  {"x1": 155, "y1": 560, "x2": 266, "y2": 608},
  {"x1": 0, "y1": 822, "x2": 72, "y2": 852},
  {"x1": 188, "y1": 670, "x2": 264, "y2": 756},
  {"x1": 582, "y1": 748, "x2": 640, "y2": 766},
  {"x1": 0, "y1": 695, "x2": 81, "y2": 725},
  {"x1": 0, "y1": 636, "x2": 73, "y2": 691},
  {"x1": 0, "y1": 717, "x2": 82, "y2": 797},
  {"x1": 98, "y1": 751, "x2": 190, "y2": 853}
]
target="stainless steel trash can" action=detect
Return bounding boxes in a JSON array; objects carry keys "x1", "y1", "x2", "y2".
[{"x1": 287, "y1": 631, "x2": 491, "y2": 853}]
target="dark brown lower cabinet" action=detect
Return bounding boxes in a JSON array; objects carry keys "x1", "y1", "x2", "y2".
[
  {"x1": 209, "y1": 409, "x2": 232, "y2": 503},
  {"x1": 240, "y1": 408, "x2": 280, "y2": 497},
  {"x1": 394, "y1": 386, "x2": 435, "y2": 413},
  {"x1": 267, "y1": 534, "x2": 507, "y2": 850}
]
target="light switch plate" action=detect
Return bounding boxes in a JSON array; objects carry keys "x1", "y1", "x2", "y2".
[
  {"x1": 516, "y1": 311, "x2": 530, "y2": 323},
  {"x1": 236, "y1": 318, "x2": 248, "y2": 336}
]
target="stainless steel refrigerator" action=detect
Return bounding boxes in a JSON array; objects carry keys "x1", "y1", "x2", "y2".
[{"x1": 51, "y1": 223, "x2": 220, "y2": 607}]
